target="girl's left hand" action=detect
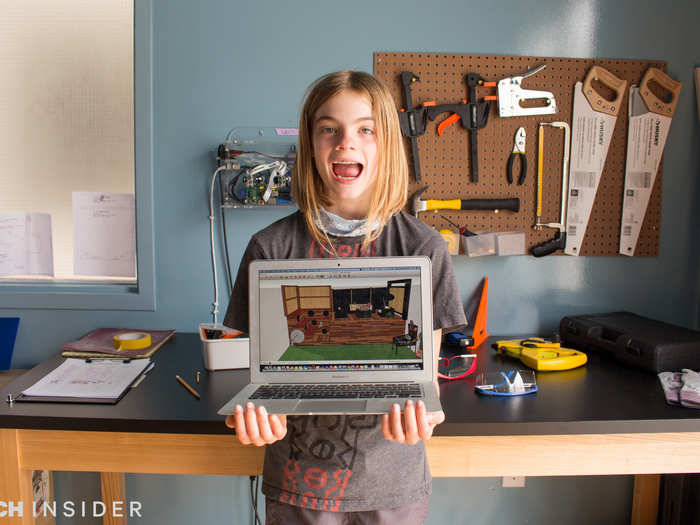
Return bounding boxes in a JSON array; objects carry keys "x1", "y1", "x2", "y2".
[{"x1": 381, "y1": 400, "x2": 445, "y2": 444}]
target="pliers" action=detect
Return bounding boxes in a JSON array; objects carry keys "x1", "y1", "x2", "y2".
[{"x1": 507, "y1": 127, "x2": 527, "y2": 185}]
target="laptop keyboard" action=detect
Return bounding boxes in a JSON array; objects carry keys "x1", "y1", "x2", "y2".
[{"x1": 250, "y1": 383, "x2": 422, "y2": 400}]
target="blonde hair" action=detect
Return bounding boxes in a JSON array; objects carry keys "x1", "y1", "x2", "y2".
[{"x1": 292, "y1": 70, "x2": 408, "y2": 250}]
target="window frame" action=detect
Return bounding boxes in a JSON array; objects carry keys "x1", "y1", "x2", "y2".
[{"x1": 0, "y1": 0, "x2": 156, "y2": 311}]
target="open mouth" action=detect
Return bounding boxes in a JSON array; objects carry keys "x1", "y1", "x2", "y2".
[{"x1": 331, "y1": 161, "x2": 363, "y2": 181}]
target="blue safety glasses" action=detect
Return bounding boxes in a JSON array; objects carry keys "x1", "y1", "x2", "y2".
[{"x1": 474, "y1": 370, "x2": 538, "y2": 396}]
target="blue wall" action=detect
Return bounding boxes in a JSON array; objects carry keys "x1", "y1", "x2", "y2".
[{"x1": 5, "y1": 0, "x2": 700, "y2": 523}]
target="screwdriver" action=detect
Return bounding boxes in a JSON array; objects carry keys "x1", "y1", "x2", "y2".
[{"x1": 441, "y1": 215, "x2": 476, "y2": 237}]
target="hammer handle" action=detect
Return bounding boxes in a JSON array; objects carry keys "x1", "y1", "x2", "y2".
[
  {"x1": 424, "y1": 198, "x2": 519, "y2": 213},
  {"x1": 462, "y1": 198, "x2": 518, "y2": 212}
]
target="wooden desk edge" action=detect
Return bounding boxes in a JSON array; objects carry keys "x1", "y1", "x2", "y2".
[
  {"x1": 2, "y1": 428, "x2": 687, "y2": 525},
  {"x1": 5, "y1": 428, "x2": 700, "y2": 477}
]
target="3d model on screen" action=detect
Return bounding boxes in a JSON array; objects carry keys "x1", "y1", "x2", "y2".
[{"x1": 280, "y1": 279, "x2": 419, "y2": 355}]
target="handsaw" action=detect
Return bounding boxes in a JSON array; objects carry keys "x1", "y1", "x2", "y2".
[
  {"x1": 619, "y1": 68, "x2": 681, "y2": 256},
  {"x1": 564, "y1": 66, "x2": 627, "y2": 256}
]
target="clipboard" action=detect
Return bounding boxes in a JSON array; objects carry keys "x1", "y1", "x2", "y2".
[
  {"x1": 13, "y1": 358, "x2": 153, "y2": 405},
  {"x1": 13, "y1": 393, "x2": 128, "y2": 405}
]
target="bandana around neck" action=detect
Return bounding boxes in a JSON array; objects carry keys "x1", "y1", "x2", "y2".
[{"x1": 315, "y1": 208, "x2": 381, "y2": 238}]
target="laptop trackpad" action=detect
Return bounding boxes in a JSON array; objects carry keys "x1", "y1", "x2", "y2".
[{"x1": 296, "y1": 400, "x2": 367, "y2": 414}]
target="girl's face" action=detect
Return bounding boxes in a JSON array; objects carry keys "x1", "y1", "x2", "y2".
[{"x1": 311, "y1": 90, "x2": 378, "y2": 219}]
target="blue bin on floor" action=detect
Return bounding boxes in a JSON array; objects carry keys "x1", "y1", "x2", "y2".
[{"x1": 0, "y1": 318, "x2": 20, "y2": 370}]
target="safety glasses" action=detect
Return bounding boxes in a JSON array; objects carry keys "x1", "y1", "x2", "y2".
[
  {"x1": 474, "y1": 370, "x2": 538, "y2": 396},
  {"x1": 438, "y1": 354, "x2": 477, "y2": 380}
]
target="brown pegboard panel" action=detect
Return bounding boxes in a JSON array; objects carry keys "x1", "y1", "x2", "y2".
[{"x1": 373, "y1": 52, "x2": 667, "y2": 256}]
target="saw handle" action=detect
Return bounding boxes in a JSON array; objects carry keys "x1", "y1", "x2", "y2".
[
  {"x1": 582, "y1": 66, "x2": 627, "y2": 117},
  {"x1": 531, "y1": 231, "x2": 566, "y2": 257},
  {"x1": 639, "y1": 67, "x2": 682, "y2": 117}
]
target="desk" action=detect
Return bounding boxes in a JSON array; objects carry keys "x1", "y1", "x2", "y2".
[{"x1": 2, "y1": 333, "x2": 700, "y2": 525}]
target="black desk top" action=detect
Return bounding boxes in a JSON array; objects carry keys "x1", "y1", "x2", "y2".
[{"x1": 1, "y1": 333, "x2": 699, "y2": 436}]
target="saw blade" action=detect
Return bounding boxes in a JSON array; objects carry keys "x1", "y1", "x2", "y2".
[
  {"x1": 618, "y1": 86, "x2": 674, "y2": 256},
  {"x1": 564, "y1": 81, "x2": 619, "y2": 256}
]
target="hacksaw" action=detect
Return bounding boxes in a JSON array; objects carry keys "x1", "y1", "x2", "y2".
[
  {"x1": 619, "y1": 67, "x2": 681, "y2": 256},
  {"x1": 564, "y1": 66, "x2": 627, "y2": 256}
]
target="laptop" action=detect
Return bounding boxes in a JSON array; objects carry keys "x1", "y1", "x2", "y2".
[{"x1": 217, "y1": 256, "x2": 440, "y2": 415}]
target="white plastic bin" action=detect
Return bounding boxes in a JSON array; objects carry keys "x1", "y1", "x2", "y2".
[{"x1": 199, "y1": 323, "x2": 249, "y2": 370}]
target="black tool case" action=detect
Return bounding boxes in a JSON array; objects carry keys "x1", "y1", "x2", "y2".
[{"x1": 559, "y1": 312, "x2": 700, "y2": 373}]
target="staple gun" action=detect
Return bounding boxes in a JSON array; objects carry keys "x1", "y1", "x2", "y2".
[
  {"x1": 496, "y1": 64, "x2": 557, "y2": 117},
  {"x1": 492, "y1": 337, "x2": 587, "y2": 371}
]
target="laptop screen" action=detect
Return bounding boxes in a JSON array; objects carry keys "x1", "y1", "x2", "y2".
[{"x1": 256, "y1": 264, "x2": 425, "y2": 374}]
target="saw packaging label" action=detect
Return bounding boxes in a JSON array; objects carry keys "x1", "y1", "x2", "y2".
[
  {"x1": 565, "y1": 82, "x2": 618, "y2": 256},
  {"x1": 619, "y1": 87, "x2": 673, "y2": 255}
]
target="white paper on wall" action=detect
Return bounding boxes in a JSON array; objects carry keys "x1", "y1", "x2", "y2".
[
  {"x1": 0, "y1": 212, "x2": 54, "y2": 276},
  {"x1": 73, "y1": 192, "x2": 136, "y2": 278}
]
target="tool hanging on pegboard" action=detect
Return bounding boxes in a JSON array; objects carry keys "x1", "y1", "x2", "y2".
[
  {"x1": 441, "y1": 215, "x2": 477, "y2": 237},
  {"x1": 495, "y1": 64, "x2": 557, "y2": 117},
  {"x1": 619, "y1": 67, "x2": 681, "y2": 256},
  {"x1": 423, "y1": 73, "x2": 493, "y2": 183},
  {"x1": 531, "y1": 121, "x2": 570, "y2": 257},
  {"x1": 376, "y1": 52, "x2": 668, "y2": 256},
  {"x1": 564, "y1": 66, "x2": 627, "y2": 256},
  {"x1": 411, "y1": 185, "x2": 519, "y2": 216},
  {"x1": 506, "y1": 127, "x2": 527, "y2": 185},
  {"x1": 398, "y1": 71, "x2": 428, "y2": 183}
]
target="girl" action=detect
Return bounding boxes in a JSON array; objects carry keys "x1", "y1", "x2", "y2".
[{"x1": 224, "y1": 70, "x2": 466, "y2": 524}]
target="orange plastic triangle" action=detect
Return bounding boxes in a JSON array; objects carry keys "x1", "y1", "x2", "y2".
[{"x1": 467, "y1": 277, "x2": 489, "y2": 349}]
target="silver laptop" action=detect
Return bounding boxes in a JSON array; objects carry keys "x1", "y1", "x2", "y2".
[{"x1": 218, "y1": 256, "x2": 440, "y2": 415}]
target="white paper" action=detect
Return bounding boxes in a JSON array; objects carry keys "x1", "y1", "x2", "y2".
[
  {"x1": 619, "y1": 86, "x2": 673, "y2": 256},
  {"x1": 564, "y1": 83, "x2": 618, "y2": 256},
  {"x1": 22, "y1": 358, "x2": 151, "y2": 399},
  {"x1": 0, "y1": 212, "x2": 54, "y2": 276},
  {"x1": 73, "y1": 192, "x2": 136, "y2": 277}
]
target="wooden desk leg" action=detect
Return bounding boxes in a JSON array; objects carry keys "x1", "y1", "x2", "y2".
[
  {"x1": 0, "y1": 429, "x2": 35, "y2": 525},
  {"x1": 100, "y1": 473, "x2": 126, "y2": 525},
  {"x1": 631, "y1": 474, "x2": 660, "y2": 525}
]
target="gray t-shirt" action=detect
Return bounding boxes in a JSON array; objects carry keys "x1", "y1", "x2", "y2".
[{"x1": 224, "y1": 210, "x2": 467, "y2": 512}]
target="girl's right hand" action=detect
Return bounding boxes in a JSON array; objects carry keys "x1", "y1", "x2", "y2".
[{"x1": 224, "y1": 402, "x2": 287, "y2": 446}]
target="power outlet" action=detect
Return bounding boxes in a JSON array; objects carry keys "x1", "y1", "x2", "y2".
[{"x1": 502, "y1": 476, "x2": 526, "y2": 488}]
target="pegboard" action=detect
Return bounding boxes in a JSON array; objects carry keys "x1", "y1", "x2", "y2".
[{"x1": 373, "y1": 52, "x2": 668, "y2": 256}]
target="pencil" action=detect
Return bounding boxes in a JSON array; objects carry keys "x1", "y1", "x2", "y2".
[{"x1": 176, "y1": 375, "x2": 200, "y2": 399}]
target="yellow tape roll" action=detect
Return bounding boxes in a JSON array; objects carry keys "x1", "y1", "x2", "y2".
[
  {"x1": 113, "y1": 332, "x2": 151, "y2": 351},
  {"x1": 439, "y1": 229, "x2": 459, "y2": 255}
]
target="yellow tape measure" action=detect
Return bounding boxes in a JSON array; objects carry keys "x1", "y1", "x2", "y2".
[
  {"x1": 492, "y1": 337, "x2": 587, "y2": 371},
  {"x1": 113, "y1": 332, "x2": 152, "y2": 351}
]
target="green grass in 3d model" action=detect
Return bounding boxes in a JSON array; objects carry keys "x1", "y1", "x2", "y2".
[{"x1": 280, "y1": 344, "x2": 416, "y2": 361}]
